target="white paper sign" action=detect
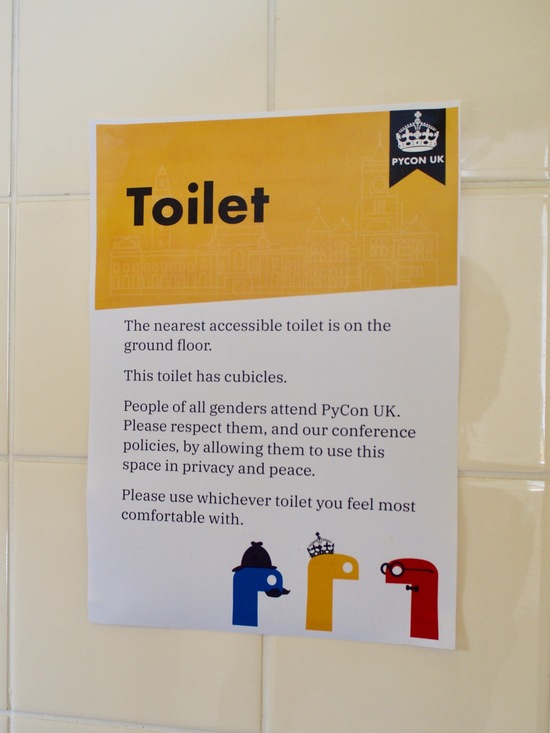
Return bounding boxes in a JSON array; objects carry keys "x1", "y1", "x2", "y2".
[{"x1": 88, "y1": 105, "x2": 459, "y2": 647}]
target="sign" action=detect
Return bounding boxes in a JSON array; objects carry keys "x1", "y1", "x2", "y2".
[{"x1": 88, "y1": 105, "x2": 459, "y2": 647}]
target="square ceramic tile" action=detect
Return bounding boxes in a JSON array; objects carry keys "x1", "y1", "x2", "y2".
[
  {"x1": 459, "y1": 192, "x2": 548, "y2": 471},
  {"x1": 0, "y1": 0, "x2": 11, "y2": 195},
  {"x1": 0, "y1": 716, "x2": 7, "y2": 733},
  {"x1": 0, "y1": 205, "x2": 8, "y2": 457},
  {"x1": 274, "y1": 0, "x2": 550, "y2": 178},
  {"x1": 17, "y1": 0, "x2": 269, "y2": 195},
  {"x1": 11, "y1": 460, "x2": 262, "y2": 732},
  {"x1": 264, "y1": 478, "x2": 549, "y2": 733},
  {"x1": 0, "y1": 463, "x2": 7, "y2": 711},
  {"x1": 14, "y1": 201, "x2": 90, "y2": 457}
]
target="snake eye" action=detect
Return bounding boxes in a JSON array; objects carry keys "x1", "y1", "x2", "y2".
[
  {"x1": 388, "y1": 562, "x2": 405, "y2": 577},
  {"x1": 380, "y1": 561, "x2": 406, "y2": 577}
]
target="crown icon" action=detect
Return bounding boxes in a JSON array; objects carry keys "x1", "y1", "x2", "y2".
[
  {"x1": 396, "y1": 111, "x2": 439, "y2": 152},
  {"x1": 307, "y1": 532, "x2": 335, "y2": 557}
]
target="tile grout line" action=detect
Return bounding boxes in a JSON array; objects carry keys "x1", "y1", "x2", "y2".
[
  {"x1": 458, "y1": 470, "x2": 550, "y2": 481},
  {"x1": 541, "y1": 197, "x2": 549, "y2": 467},
  {"x1": 266, "y1": 0, "x2": 276, "y2": 113},
  {"x1": 7, "y1": 709, "x2": 218, "y2": 732},
  {"x1": 6, "y1": 0, "x2": 20, "y2": 726},
  {"x1": 2, "y1": 456, "x2": 549, "y2": 482}
]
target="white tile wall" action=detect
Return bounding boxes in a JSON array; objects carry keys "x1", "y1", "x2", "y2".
[
  {"x1": 2, "y1": 0, "x2": 549, "y2": 732},
  {"x1": 273, "y1": 0, "x2": 550, "y2": 179},
  {"x1": 17, "y1": 0, "x2": 269, "y2": 195},
  {"x1": 13, "y1": 202, "x2": 90, "y2": 457},
  {"x1": 14, "y1": 202, "x2": 90, "y2": 457},
  {"x1": 265, "y1": 479, "x2": 550, "y2": 733},
  {"x1": 459, "y1": 192, "x2": 548, "y2": 471},
  {"x1": 11, "y1": 462, "x2": 262, "y2": 731}
]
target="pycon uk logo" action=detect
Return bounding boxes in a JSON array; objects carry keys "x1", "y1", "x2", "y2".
[{"x1": 389, "y1": 109, "x2": 446, "y2": 187}]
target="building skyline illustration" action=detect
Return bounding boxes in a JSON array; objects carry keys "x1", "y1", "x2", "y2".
[{"x1": 108, "y1": 141, "x2": 440, "y2": 304}]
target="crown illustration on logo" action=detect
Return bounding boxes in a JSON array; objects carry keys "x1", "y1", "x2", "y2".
[
  {"x1": 396, "y1": 111, "x2": 439, "y2": 152},
  {"x1": 307, "y1": 532, "x2": 335, "y2": 557}
]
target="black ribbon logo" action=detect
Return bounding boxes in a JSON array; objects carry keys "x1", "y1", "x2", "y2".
[{"x1": 389, "y1": 109, "x2": 446, "y2": 187}]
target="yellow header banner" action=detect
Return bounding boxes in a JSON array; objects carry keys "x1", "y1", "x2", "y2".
[{"x1": 95, "y1": 108, "x2": 458, "y2": 309}]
